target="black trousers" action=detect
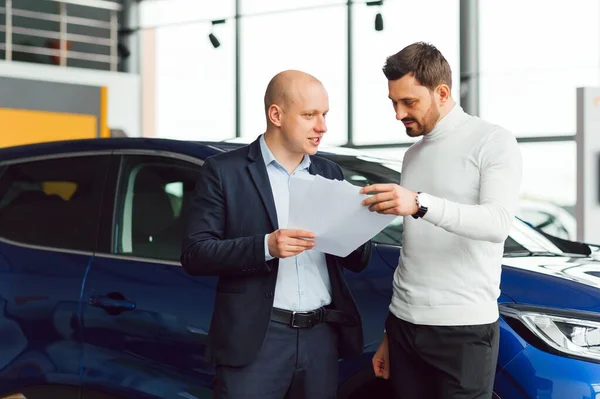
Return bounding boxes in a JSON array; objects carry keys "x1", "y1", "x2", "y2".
[
  {"x1": 213, "y1": 320, "x2": 338, "y2": 399},
  {"x1": 385, "y1": 312, "x2": 499, "y2": 399}
]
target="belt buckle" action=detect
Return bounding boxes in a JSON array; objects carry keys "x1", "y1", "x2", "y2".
[
  {"x1": 290, "y1": 310, "x2": 311, "y2": 328},
  {"x1": 290, "y1": 309, "x2": 321, "y2": 328},
  {"x1": 290, "y1": 311, "x2": 300, "y2": 328}
]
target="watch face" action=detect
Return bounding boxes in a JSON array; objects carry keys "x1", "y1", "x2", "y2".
[{"x1": 418, "y1": 193, "x2": 430, "y2": 208}]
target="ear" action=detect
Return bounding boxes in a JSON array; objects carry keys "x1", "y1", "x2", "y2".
[
  {"x1": 436, "y1": 84, "x2": 451, "y2": 105},
  {"x1": 268, "y1": 104, "x2": 283, "y2": 127}
]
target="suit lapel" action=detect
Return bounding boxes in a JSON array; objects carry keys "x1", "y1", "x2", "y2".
[
  {"x1": 308, "y1": 157, "x2": 324, "y2": 177},
  {"x1": 247, "y1": 138, "x2": 278, "y2": 230}
]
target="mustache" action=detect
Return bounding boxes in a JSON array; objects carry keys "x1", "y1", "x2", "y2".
[{"x1": 401, "y1": 118, "x2": 416, "y2": 123}]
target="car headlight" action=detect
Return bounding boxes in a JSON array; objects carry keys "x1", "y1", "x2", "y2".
[{"x1": 500, "y1": 304, "x2": 600, "y2": 363}]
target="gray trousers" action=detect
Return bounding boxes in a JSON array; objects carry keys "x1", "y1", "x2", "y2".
[{"x1": 213, "y1": 320, "x2": 339, "y2": 399}]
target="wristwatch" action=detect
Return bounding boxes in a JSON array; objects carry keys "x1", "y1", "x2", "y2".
[{"x1": 412, "y1": 192, "x2": 430, "y2": 219}]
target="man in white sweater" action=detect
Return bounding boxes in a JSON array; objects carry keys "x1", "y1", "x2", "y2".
[{"x1": 361, "y1": 42, "x2": 522, "y2": 398}]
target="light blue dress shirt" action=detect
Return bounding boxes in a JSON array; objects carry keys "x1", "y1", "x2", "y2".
[{"x1": 260, "y1": 135, "x2": 331, "y2": 312}]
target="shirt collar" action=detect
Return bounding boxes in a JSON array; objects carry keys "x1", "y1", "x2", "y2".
[
  {"x1": 259, "y1": 134, "x2": 312, "y2": 171},
  {"x1": 423, "y1": 103, "x2": 471, "y2": 141}
]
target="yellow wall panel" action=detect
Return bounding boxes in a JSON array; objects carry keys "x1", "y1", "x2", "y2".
[
  {"x1": 100, "y1": 86, "x2": 109, "y2": 138},
  {"x1": 0, "y1": 108, "x2": 97, "y2": 148}
]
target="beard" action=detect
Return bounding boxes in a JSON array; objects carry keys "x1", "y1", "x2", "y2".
[{"x1": 403, "y1": 101, "x2": 440, "y2": 137}]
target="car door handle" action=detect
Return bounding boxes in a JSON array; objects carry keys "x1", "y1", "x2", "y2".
[{"x1": 89, "y1": 293, "x2": 136, "y2": 315}]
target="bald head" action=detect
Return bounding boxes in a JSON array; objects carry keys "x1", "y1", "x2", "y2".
[
  {"x1": 264, "y1": 70, "x2": 323, "y2": 119},
  {"x1": 261, "y1": 70, "x2": 329, "y2": 161}
]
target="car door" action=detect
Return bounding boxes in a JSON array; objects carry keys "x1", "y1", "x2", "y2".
[
  {"x1": 0, "y1": 154, "x2": 110, "y2": 399},
  {"x1": 80, "y1": 152, "x2": 216, "y2": 399}
]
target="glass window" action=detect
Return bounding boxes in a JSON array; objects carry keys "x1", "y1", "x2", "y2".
[
  {"x1": 0, "y1": 155, "x2": 110, "y2": 251},
  {"x1": 153, "y1": 20, "x2": 235, "y2": 141},
  {"x1": 240, "y1": 6, "x2": 347, "y2": 145},
  {"x1": 241, "y1": 0, "x2": 345, "y2": 14},
  {"x1": 479, "y1": 0, "x2": 600, "y2": 136},
  {"x1": 517, "y1": 141, "x2": 576, "y2": 208},
  {"x1": 141, "y1": 0, "x2": 234, "y2": 27},
  {"x1": 479, "y1": 71, "x2": 598, "y2": 137},
  {"x1": 114, "y1": 155, "x2": 201, "y2": 261},
  {"x1": 351, "y1": 0, "x2": 460, "y2": 146},
  {"x1": 515, "y1": 141, "x2": 577, "y2": 240},
  {"x1": 143, "y1": 0, "x2": 236, "y2": 142}
]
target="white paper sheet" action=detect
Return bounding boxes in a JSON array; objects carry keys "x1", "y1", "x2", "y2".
[{"x1": 287, "y1": 175, "x2": 397, "y2": 257}]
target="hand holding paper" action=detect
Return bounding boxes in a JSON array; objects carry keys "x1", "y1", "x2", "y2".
[
  {"x1": 360, "y1": 183, "x2": 419, "y2": 216},
  {"x1": 287, "y1": 175, "x2": 397, "y2": 257},
  {"x1": 267, "y1": 228, "x2": 316, "y2": 259}
]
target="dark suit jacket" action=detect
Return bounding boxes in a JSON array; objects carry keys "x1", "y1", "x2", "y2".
[{"x1": 181, "y1": 137, "x2": 372, "y2": 367}]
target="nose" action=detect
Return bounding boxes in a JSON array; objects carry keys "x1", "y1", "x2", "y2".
[
  {"x1": 314, "y1": 115, "x2": 327, "y2": 133},
  {"x1": 395, "y1": 106, "x2": 408, "y2": 121}
]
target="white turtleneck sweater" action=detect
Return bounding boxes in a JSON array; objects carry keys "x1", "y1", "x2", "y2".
[{"x1": 389, "y1": 104, "x2": 522, "y2": 326}]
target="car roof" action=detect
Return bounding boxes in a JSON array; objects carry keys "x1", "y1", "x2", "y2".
[
  {"x1": 0, "y1": 137, "x2": 235, "y2": 163},
  {"x1": 0, "y1": 138, "x2": 404, "y2": 168}
]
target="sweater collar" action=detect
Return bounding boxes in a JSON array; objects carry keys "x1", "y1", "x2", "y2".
[{"x1": 423, "y1": 103, "x2": 470, "y2": 141}]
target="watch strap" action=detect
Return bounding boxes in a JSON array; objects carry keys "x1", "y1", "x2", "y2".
[{"x1": 412, "y1": 191, "x2": 428, "y2": 219}]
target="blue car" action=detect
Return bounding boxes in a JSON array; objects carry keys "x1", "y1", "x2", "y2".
[{"x1": 0, "y1": 138, "x2": 599, "y2": 399}]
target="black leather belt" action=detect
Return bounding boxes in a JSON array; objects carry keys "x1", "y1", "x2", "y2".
[{"x1": 271, "y1": 306, "x2": 357, "y2": 329}]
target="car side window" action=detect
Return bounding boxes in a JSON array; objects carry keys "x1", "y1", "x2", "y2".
[
  {"x1": 0, "y1": 155, "x2": 110, "y2": 251},
  {"x1": 113, "y1": 155, "x2": 201, "y2": 262}
]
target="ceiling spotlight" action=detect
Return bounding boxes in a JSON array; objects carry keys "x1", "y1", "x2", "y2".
[
  {"x1": 366, "y1": 0, "x2": 384, "y2": 32},
  {"x1": 208, "y1": 19, "x2": 226, "y2": 49},
  {"x1": 118, "y1": 42, "x2": 131, "y2": 58},
  {"x1": 375, "y1": 12, "x2": 384, "y2": 31},
  {"x1": 208, "y1": 33, "x2": 220, "y2": 48}
]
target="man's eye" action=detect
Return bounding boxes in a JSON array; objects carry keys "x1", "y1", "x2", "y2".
[{"x1": 305, "y1": 113, "x2": 314, "y2": 118}]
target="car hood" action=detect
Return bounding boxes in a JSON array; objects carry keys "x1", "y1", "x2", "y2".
[
  {"x1": 376, "y1": 244, "x2": 600, "y2": 312},
  {"x1": 500, "y1": 254, "x2": 600, "y2": 311}
]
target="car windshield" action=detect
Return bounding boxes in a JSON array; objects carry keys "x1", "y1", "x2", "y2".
[{"x1": 319, "y1": 151, "x2": 589, "y2": 257}]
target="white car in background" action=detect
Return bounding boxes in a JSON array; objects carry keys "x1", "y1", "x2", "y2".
[{"x1": 517, "y1": 199, "x2": 577, "y2": 241}]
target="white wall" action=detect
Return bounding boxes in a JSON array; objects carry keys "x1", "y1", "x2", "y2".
[{"x1": 0, "y1": 60, "x2": 141, "y2": 137}]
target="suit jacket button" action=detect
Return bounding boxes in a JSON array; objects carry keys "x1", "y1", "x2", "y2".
[{"x1": 266, "y1": 292, "x2": 274, "y2": 298}]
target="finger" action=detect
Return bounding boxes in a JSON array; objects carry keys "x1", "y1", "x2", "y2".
[
  {"x1": 369, "y1": 208, "x2": 401, "y2": 216},
  {"x1": 372, "y1": 357, "x2": 379, "y2": 368},
  {"x1": 379, "y1": 208, "x2": 402, "y2": 215},
  {"x1": 382, "y1": 365, "x2": 390, "y2": 379},
  {"x1": 288, "y1": 229, "x2": 316, "y2": 239},
  {"x1": 374, "y1": 365, "x2": 383, "y2": 377},
  {"x1": 360, "y1": 183, "x2": 394, "y2": 195},
  {"x1": 362, "y1": 192, "x2": 394, "y2": 206},
  {"x1": 290, "y1": 238, "x2": 316, "y2": 248},
  {"x1": 281, "y1": 246, "x2": 308, "y2": 257},
  {"x1": 286, "y1": 246, "x2": 307, "y2": 253},
  {"x1": 368, "y1": 200, "x2": 398, "y2": 213},
  {"x1": 372, "y1": 358, "x2": 381, "y2": 369}
]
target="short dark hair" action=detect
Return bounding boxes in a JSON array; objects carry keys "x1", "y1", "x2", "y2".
[{"x1": 382, "y1": 42, "x2": 452, "y2": 91}]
